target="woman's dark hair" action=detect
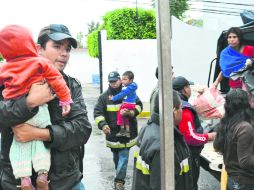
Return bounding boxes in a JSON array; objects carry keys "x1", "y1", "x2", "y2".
[
  {"x1": 214, "y1": 89, "x2": 253, "y2": 154},
  {"x1": 226, "y1": 27, "x2": 243, "y2": 47}
]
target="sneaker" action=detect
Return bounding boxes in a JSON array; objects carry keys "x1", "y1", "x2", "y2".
[
  {"x1": 125, "y1": 131, "x2": 131, "y2": 138},
  {"x1": 19, "y1": 177, "x2": 35, "y2": 190},
  {"x1": 114, "y1": 181, "x2": 124, "y2": 190},
  {"x1": 36, "y1": 173, "x2": 49, "y2": 190}
]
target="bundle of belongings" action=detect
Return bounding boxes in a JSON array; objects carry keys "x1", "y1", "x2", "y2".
[{"x1": 190, "y1": 85, "x2": 225, "y2": 120}]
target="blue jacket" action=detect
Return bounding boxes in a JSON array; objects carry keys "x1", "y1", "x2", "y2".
[{"x1": 112, "y1": 82, "x2": 137, "y2": 103}]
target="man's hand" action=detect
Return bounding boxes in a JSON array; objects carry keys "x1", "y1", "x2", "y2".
[
  {"x1": 108, "y1": 95, "x2": 113, "y2": 100},
  {"x1": 208, "y1": 132, "x2": 217, "y2": 141},
  {"x1": 12, "y1": 123, "x2": 50, "y2": 143},
  {"x1": 102, "y1": 125, "x2": 111, "y2": 135},
  {"x1": 26, "y1": 82, "x2": 56, "y2": 110},
  {"x1": 120, "y1": 108, "x2": 135, "y2": 117}
]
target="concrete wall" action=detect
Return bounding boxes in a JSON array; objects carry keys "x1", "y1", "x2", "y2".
[{"x1": 101, "y1": 30, "x2": 158, "y2": 102}]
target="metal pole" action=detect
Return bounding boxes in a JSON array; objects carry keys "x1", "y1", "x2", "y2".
[{"x1": 155, "y1": 0, "x2": 174, "y2": 190}]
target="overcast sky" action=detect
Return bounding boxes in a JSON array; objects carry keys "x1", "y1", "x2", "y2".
[{"x1": 0, "y1": 0, "x2": 152, "y2": 39}]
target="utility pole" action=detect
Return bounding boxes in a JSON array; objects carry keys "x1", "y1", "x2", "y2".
[{"x1": 155, "y1": 0, "x2": 174, "y2": 189}]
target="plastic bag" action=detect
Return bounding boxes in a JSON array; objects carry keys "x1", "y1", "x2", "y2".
[{"x1": 190, "y1": 85, "x2": 225, "y2": 119}]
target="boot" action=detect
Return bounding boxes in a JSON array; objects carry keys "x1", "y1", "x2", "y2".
[
  {"x1": 114, "y1": 181, "x2": 124, "y2": 190},
  {"x1": 116, "y1": 127, "x2": 125, "y2": 137}
]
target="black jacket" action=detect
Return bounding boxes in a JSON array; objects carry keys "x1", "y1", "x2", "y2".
[
  {"x1": 0, "y1": 73, "x2": 92, "y2": 190},
  {"x1": 132, "y1": 113, "x2": 193, "y2": 190},
  {"x1": 94, "y1": 85, "x2": 143, "y2": 149}
]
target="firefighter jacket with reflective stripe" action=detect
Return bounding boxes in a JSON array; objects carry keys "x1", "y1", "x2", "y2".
[
  {"x1": 132, "y1": 112, "x2": 193, "y2": 190},
  {"x1": 94, "y1": 85, "x2": 143, "y2": 149}
]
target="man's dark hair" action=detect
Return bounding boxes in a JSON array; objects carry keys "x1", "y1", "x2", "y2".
[
  {"x1": 123, "y1": 71, "x2": 134, "y2": 80},
  {"x1": 173, "y1": 90, "x2": 181, "y2": 109},
  {"x1": 37, "y1": 35, "x2": 50, "y2": 49}
]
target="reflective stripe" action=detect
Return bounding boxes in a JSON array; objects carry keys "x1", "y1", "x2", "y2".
[
  {"x1": 134, "y1": 150, "x2": 139, "y2": 158},
  {"x1": 135, "y1": 105, "x2": 142, "y2": 113},
  {"x1": 135, "y1": 153, "x2": 150, "y2": 175},
  {"x1": 107, "y1": 104, "x2": 121, "y2": 112},
  {"x1": 106, "y1": 137, "x2": 137, "y2": 149},
  {"x1": 179, "y1": 158, "x2": 190, "y2": 175},
  {"x1": 95, "y1": 116, "x2": 105, "y2": 124}
]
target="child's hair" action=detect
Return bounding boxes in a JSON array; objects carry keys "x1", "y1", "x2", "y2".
[{"x1": 123, "y1": 71, "x2": 134, "y2": 80}]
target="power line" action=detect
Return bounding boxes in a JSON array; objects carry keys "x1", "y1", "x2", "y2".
[
  {"x1": 189, "y1": 3, "x2": 254, "y2": 12},
  {"x1": 188, "y1": 0, "x2": 254, "y2": 7},
  {"x1": 189, "y1": 8, "x2": 240, "y2": 16}
]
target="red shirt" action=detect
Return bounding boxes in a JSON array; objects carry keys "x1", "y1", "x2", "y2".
[{"x1": 178, "y1": 109, "x2": 208, "y2": 146}]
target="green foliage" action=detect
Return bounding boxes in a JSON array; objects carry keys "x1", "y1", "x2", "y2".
[
  {"x1": 87, "y1": 21, "x2": 100, "y2": 34},
  {"x1": 0, "y1": 54, "x2": 3, "y2": 62},
  {"x1": 87, "y1": 30, "x2": 99, "y2": 57},
  {"x1": 184, "y1": 17, "x2": 203, "y2": 27},
  {"x1": 103, "y1": 8, "x2": 156, "y2": 40},
  {"x1": 87, "y1": 8, "x2": 156, "y2": 57},
  {"x1": 170, "y1": 0, "x2": 189, "y2": 19},
  {"x1": 151, "y1": 0, "x2": 189, "y2": 19}
]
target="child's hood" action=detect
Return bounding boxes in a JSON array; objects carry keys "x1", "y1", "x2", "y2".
[{"x1": 0, "y1": 25, "x2": 38, "y2": 61}]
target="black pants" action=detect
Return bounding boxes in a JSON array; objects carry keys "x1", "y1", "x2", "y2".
[{"x1": 190, "y1": 152, "x2": 200, "y2": 190}]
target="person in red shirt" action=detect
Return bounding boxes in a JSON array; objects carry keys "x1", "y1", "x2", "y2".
[{"x1": 173, "y1": 76, "x2": 216, "y2": 190}]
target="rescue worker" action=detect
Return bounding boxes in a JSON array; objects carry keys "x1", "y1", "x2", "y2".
[
  {"x1": 131, "y1": 90, "x2": 193, "y2": 190},
  {"x1": 173, "y1": 76, "x2": 216, "y2": 190},
  {"x1": 94, "y1": 71, "x2": 143, "y2": 190}
]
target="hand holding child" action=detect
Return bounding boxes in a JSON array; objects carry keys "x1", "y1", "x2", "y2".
[{"x1": 62, "y1": 104, "x2": 71, "y2": 116}]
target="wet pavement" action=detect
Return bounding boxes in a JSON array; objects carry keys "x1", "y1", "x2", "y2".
[
  {"x1": 81, "y1": 83, "x2": 220, "y2": 190},
  {"x1": 82, "y1": 83, "x2": 146, "y2": 190}
]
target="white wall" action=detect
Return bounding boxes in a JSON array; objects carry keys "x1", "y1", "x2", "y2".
[
  {"x1": 65, "y1": 49, "x2": 99, "y2": 83},
  {"x1": 100, "y1": 17, "x2": 222, "y2": 102},
  {"x1": 171, "y1": 17, "x2": 221, "y2": 85},
  {"x1": 101, "y1": 30, "x2": 158, "y2": 102}
]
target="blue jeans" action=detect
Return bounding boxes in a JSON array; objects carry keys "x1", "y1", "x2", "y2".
[
  {"x1": 227, "y1": 176, "x2": 254, "y2": 190},
  {"x1": 71, "y1": 182, "x2": 85, "y2": 190},
  {"x1": 111, "y1": 148, "x2": 130, "y2": 182}
]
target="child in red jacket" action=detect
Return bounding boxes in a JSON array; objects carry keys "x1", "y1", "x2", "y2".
[{"x1": 0, "y1": 25, "x2": 73, "y2": 190}]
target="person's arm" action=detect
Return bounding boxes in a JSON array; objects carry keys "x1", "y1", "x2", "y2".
[
  {"x1": 112, "y1": 83, "x2": 137, "y2": 101},
  {"x1": 94, "y1": 94, "x2": 109, "y2": 129},
  {"x1": 178, "y1": 109, "x2": 209, "y2": 146},
  {"x1": 237, "y1": 122, "x2": 254, "y2": 170},
  {"x1": 213, "y1": 71, "x2": 223, "y2": 88},
  {"x1": 44, "y1": 80, "x2": 92, "y2": 151},
  {"x1": 94, "y1": 94, "x2": 111, "y2": 134},
  {"x1": 12, "y1": 123, "x2": 50, "y2": 142},
  {"x1": 149, "y1": 150, "x2": 161, "y2": 190},
  {"x1": 0, "y1": 83, "x2": 55, "y2": 130},
  {"x1": 121, "y1": 96, "x2": 143, "y2": 118}
]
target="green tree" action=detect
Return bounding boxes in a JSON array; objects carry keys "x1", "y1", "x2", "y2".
[
  {"x1": 152, "y1": 0, "x2": 189, "y2": 19},
  {"x1": 87, "y1": 21, "x2": 100, "y2": 34},
  {"x1": 0, "y1": 54, "x2": 3, "y2": 62},
  {"x1": 87, "y1": 8, "x2": 156, "y2": 58}
]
